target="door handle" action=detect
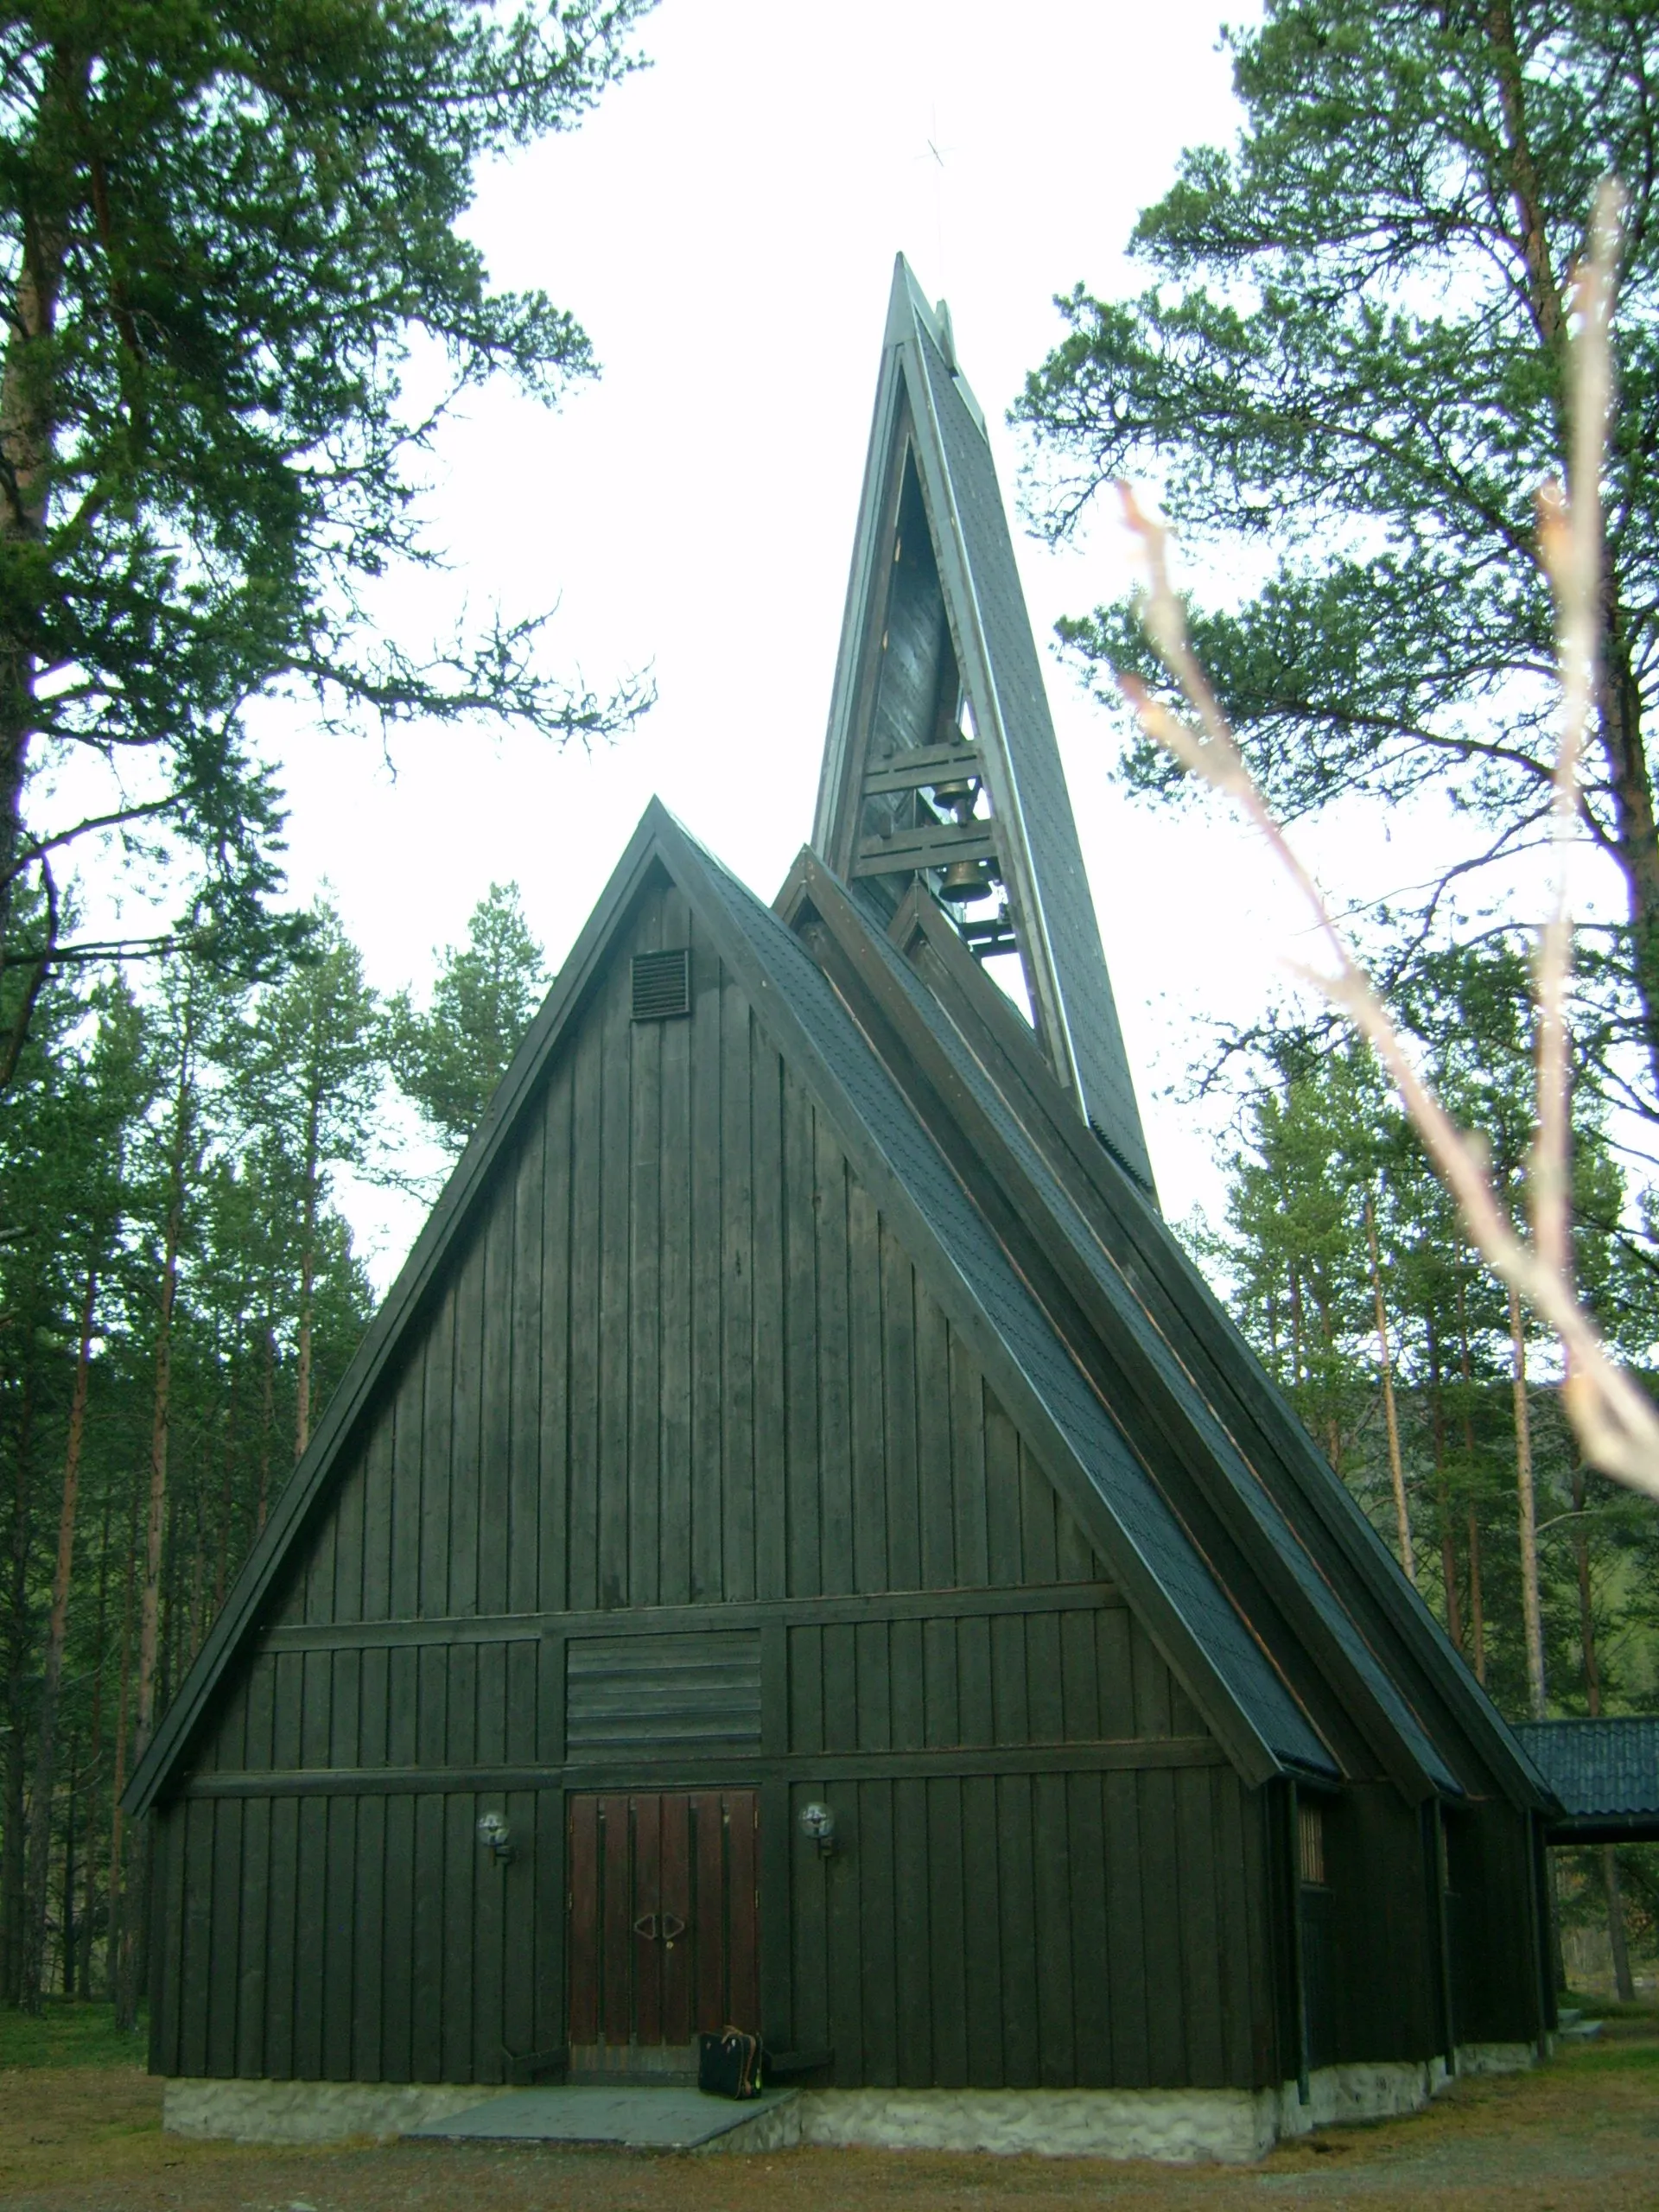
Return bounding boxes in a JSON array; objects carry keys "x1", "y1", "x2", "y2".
[
  {"x1": 632, "y1": 1912, "x2": 658, "y2": 1941},
  {"x1": 660, "y1": 1914, "x2": 686, "y2": 1947}
]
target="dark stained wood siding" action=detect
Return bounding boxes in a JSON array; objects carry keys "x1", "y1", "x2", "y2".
[{"x1": 152, "y1": 872, "x2": 1271, "y2": 2091}]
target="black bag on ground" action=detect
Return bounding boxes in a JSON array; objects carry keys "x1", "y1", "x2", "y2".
[{"x1": 698, "y1": 2026, "x2": 763, "y2": 2099}]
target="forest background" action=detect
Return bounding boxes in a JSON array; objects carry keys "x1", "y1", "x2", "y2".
[{"x1": 3, "y1": 0, "x2": 1657, "y2": 2031}]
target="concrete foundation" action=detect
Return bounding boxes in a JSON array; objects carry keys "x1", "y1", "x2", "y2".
[
  {"x1": 162, "y1": 2077, "x2": 515, "y2": 2145},
  {"x1": 162, "y1": 2041, "x2": 1536, "y2": 2160}
]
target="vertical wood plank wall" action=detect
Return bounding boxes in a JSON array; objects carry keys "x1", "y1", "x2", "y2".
[{"x1": 151, "y1": 874, "x2": 1271, "y2": 2092}]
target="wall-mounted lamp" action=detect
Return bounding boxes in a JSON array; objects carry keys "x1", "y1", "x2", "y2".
[
  {"x1": 476, "y1": 1809, "x2": 515, "y2": 1866},
  {"x1": 799, "y1": 1802, "x2": 838, "y2": 1859}
]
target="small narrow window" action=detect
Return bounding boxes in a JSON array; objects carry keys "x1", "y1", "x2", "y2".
[
  {"x1": 1298, "y1": 1800, "x2": 1327, "y2": 1887},
  {"x1": 631, "y1": 949, "x2": 691, "y2": 1021}
]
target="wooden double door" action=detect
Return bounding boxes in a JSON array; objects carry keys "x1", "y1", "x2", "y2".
[{"x1": 567, "y1": 1790, "x2": 759, "y2": 2065}]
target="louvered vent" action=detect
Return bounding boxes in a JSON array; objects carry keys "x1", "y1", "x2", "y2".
[
  {"x1": 566, "y1": 1632, "x2": 761, "y2": 1755},
  {"x1": 631, "y1": 948, "x2": 691, "y2": 1021}
]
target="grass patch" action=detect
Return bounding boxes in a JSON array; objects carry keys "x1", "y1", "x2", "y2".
[
  {"x1": 1560, "y1": 2037, "x2": 1659, "y2": 2073},
  {"x1": 0, "y1": 2000, "x2": 148, "y2": 2070}
]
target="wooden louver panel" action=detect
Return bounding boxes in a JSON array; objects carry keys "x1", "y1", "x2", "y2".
[
  {"x1": 631, "y1": 948, "x2": 691, "y2": 1021},
  {"x1": 566, "y1": 1631, "x2": 762, "y2": 1757}
]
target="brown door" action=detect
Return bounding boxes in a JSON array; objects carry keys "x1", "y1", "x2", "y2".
[{"x1": 567, "y1": 1790, "x2": 758, "y2": 2065}]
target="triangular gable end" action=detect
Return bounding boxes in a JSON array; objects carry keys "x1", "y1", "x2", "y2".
[
  {"x1": 813, "y1": 255, "x2": 1156, "y2": 1199},
  {"x1": 127, "y1": 800, "x2": 1322, "y2": 1819}
]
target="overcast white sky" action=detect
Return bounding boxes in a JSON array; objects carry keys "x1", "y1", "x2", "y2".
[{"x1": 258, "y1": 0, "x2": 1370, "y2": 1286}]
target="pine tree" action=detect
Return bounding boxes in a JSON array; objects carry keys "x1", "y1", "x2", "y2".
[
  {"x1": 1, "y1": 1, "x2": 652, "y2": 1068},
  {"x1": 387, "y1": 881, "x2": 549, "y2": 1159},
  {"x1": 1018, "y1": 3, "x2": 1659, "y2": 1118}
]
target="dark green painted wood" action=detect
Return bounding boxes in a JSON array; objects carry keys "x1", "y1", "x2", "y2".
[
  {"x1": 914, "y1": 1283, "x2": 955, "y2": 1590},
  {"x1": 293, "y1": 1796, "x2": 327, "y2": 2076},
  {"x1": 533, "y1": 1784, "x2": 564, "y2": 2062},
  {"x1": 1139, "y1": 1770, "x2": 1185, "y2": 2084},
  {"x1": 961, "y1": 1773, "x2": 1002, "y2": 2086},
  {"x1": 1176, "y1": 1764, "x2": 1224, "y2": 2085},
  {"x1": 323, "y1": 1796, "x2": 357, "y2": 2078},
  {"x1": 629, "y1": 900, "x2": 664, "y2": 1611},
  {"x1": 925, "y1": 1777, "x2": 968, "y2": 2087},
  {"x1": 182, "y1": 1738, "x2": 1226, "y2": 1799},
  {"x1": 658, "y1": 887, "x2": 695, "y2": 1609},
  {"x1": 478, "y1": 1171, "x2": 515, "y2": 1619},
  {"x1": 689, "y1": 918, "x2": 722, "y2": 1603},
  {"x1": 264, "y1": 1580, "x2": 1123, "y2": 1649},
  {"x1": 790, "y1": 1780, "x2": 830, "y2": 2060},
  {"x1": 361, "y1": 1379, "x2": 394, "y2": 1625},
  {"x1": 782, "y1": 1068, "x2": 819, "y2": 1601},
  {"x1": 181, "y1": 1802, "x2": 213, "y2": 2075},
  {"x1": 1067, "y1": 1774, "x2": 1110, "y2": 2082},
  {"x1": 893, "y1": 1776, "x2": 931, "y2": 2086},
  {"x1": 353, "y1": 1793, "x2": 385, "y2": 2080},
  {"x1": 1103, "y1": 1769, "x2": 1147, "y2": 2086},
  {"x1": 760, "y1": 1773, "x2": 792, "y2": 2046},
  {"x1": 1033, "y1": 1770, "x2": 1074, "y2": 2084},
  {"x1": 207, "y1": 1798, "x2": 242, "y2": 2075},
  {"x1": 597, "y1": 944, "x2": 632, "y2": 1613},
  {"x1": 814, "y1": 1108, "x2": 854, "y2": 1598},
  {"x1": 442, "y1": 1794, "x2": 474, "y2": 2082},
  {"x1": 537, "y1": 1058, "x2": 573, "y2": 1615},
  {"x1": 826, "y1": 1784, "x2": 864, "y2": 2084},
  {"x1": 567, "y1": 1003, "x2": 601, "y2": 1615},
  {"x1": 264, "y1": 1796, "x2": 298, "y2": 2077},
  {"x1": 381, "y1": 1794, "x2": 414, "y2": 2082},
  {"x1": 147, "y1": 878, "x2": 1461, "y2": 2104},
  {"x1": 721, "y1": 965, "x2": 757, "y2": 1604},
  {"x1": 448, "y1": 1219, "x2": 486, "y2": 1621},
  {"x1": 855, "y1": 1621, "x2": 890, "y2": 1751},
  {"x1": 410, "y1": 1796, "x2": 444, "y2": 2082},
  {"x1": 234, "y1": 1795, "x2": 270, "y2": 2075},
  {"x1": 389, "y1": 1362, "x2": 422, "y2": 1622},
  {"x1": 507, "y1": 1101, "x2": 544, "y2": 1618},
  {"x1": 995, "y1": 1774, "x2": 1040, "y2": 2085},
  {"x1": 859, "y1": 1781, "x2": 899, "y2": 2085},
  {"x1": 753, "y1": 1022, "x2": 787, "y2": 1605}
]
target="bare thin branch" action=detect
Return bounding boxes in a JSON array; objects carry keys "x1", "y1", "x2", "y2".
[{"x1": 1114, "y1": 178, "x2": 1659, "y2": 1503}]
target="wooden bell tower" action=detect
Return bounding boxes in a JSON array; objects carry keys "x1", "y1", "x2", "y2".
[{"x1": 813, "y1": 257, "x2": 1156, "y2": 1198}]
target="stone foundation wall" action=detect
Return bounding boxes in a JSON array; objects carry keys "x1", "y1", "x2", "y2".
[
  {"x1": 162, "y1": 2078, "x2": 513, "y2": 2145},
  {"x1": 163, "y1": 2042, "x2": 1536, "y2": 2159}
]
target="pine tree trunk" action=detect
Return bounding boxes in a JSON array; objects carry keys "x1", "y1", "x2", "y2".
[
  {"x1": 257, "y1": 1318, "x2": 276, "y2": 1532},
  {"x1": 1602, "y1": 1847, "x2": 1635, "y2": 2004},
  {"x1": 215, "y1": 1350, "x2": 239, "y2": 1612},
  {"x1": 105, "y1": 1465, "x2": 140, "y2": 2005},
  {"x1": 1486, "y1": 0, "x2": 1659, "y2": 1106},
  {"x1": 60, "y1": 1747, "x2": 76, "y2": 1997},
  {"x1": 1427, "y1": 1325, "x2": 1465, "y2": 1652},
  {"x1": 1, "y1": 1368, "x2": 37, "y2": 2004},
  {"x1": 1570, "y1": 1465, "x2": 1636, "y2": 2001},
  {"x1": 1364, "y1": 1191, "x2": 1414, "y2": 1585},
  {"x1": 1457, "y1": 1274, "x2": 1487, "y2": 1685},
  {"x1": 118, "y1": 1009, "x2": 196, "y2": 2024},
  {"x1": 294, "y1": 1096, "x2": 321, "y2": 1460},
  {"x1": 0, "y1": 191, "x2": 68, "y2": 939},
  {"x1": 82, "y1": 1490, "x2": 111, "y2": 1999},
  {"x1": 1508, "y1": 1281, "x2": 1547, "y2": 1718},
  {"x1": 20, "y1": 1259, "x2": 97, "y2": 2010}
]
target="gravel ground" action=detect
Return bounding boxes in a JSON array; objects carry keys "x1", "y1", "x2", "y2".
[{"x1": 3, "y1": 2031, "x2": 1655, "y2": 2212}]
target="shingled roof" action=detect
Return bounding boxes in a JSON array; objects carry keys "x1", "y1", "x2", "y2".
[{"x1": 1514, "y1": 1719, "x2": 1659, "y2": 1841}]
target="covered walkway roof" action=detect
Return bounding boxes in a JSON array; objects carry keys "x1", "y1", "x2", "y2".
[{"x1": 1513, "y1": 1719, "x2": 1659, "y2": 1844}]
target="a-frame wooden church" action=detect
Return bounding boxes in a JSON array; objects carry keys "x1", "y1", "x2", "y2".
[{"x1": 127, "y1": 260, "x2": 1557, "y2": 2157}]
